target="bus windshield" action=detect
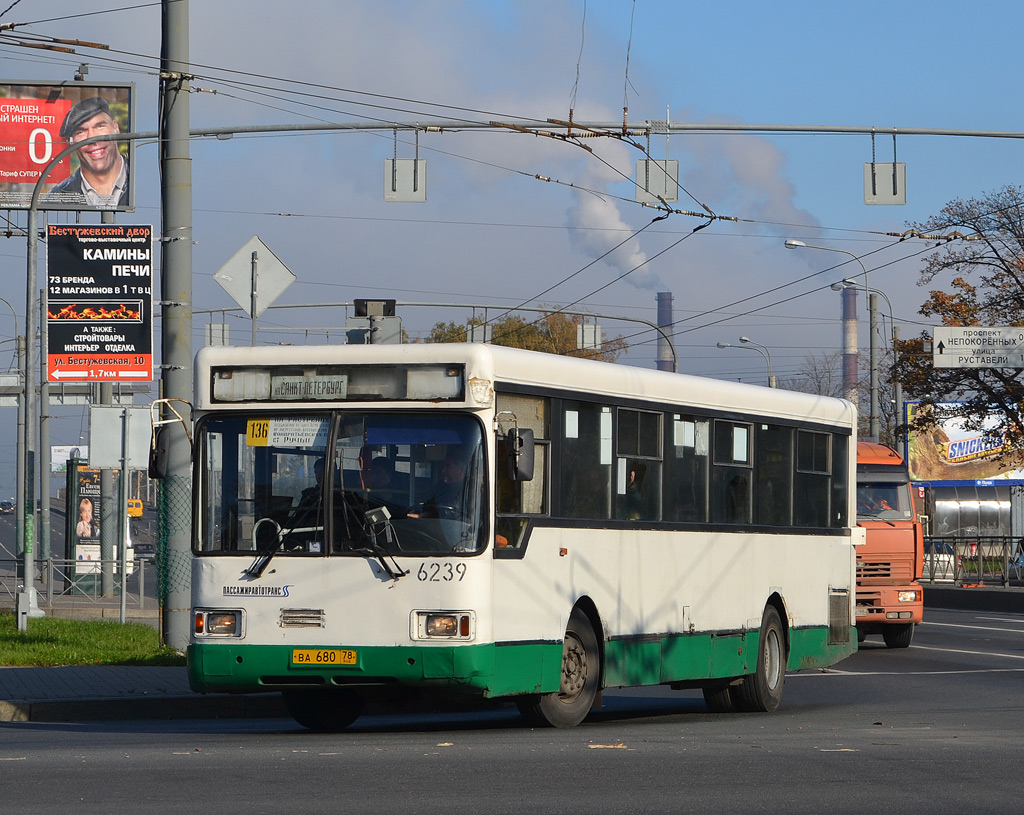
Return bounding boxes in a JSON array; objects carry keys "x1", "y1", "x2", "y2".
[{"x1": 196, "y1": 412, "x2": 488, "y2": 559}]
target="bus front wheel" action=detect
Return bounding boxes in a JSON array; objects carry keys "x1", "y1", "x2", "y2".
[
  {"x1": 735, "y1": 605, "x2": 786, "y2": 713},
  {"x1": 517, "y1": 609, "x2": 600, "y2": 728},
  {"x1": 283, "y1": 688, "x2": 364, "y2": 732}
]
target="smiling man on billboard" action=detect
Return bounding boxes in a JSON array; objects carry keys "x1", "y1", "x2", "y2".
[{"x1": 48, "y1": 96, "x2": 128, "y2": 207}]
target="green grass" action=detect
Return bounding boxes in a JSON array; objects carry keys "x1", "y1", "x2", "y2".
[{"x1": 0, "y1": 615, "x2": 185, "y2": 667}]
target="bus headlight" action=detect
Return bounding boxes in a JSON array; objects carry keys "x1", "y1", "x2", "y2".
[
  {"x1": 194, "y1": 609, "x2": 243, "y2": 637},
  {"x1": 414, "y1": 611, "x2": 474, "y2": 640},
  {"x1": 897, "y1": 590, "x2": 919, "y2": 603}
]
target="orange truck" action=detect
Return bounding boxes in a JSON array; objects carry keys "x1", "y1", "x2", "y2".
[{"x1": 854, "y1": 441, "x2": 925, "y2": 648}]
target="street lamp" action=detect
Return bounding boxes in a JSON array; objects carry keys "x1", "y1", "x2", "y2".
[
  {"x1": 717, "y1": 338, "x2": 776, "y2": 387},
  {"x1": 832, "y1": 278, "x2": 899, "y2": 441},
  {"x1": 785, "y1": 239, "x2": 869, "y2": 416}
]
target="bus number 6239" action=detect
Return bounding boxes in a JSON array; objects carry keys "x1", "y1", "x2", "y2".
[{"x1": 417, "y1": 562, "x2": 467, "y2": 582}]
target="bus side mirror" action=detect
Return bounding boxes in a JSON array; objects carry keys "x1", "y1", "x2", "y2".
[
  {"x1": 506, "y1": 428, "x2": 534, "y2": 482},
  {"x1": 148, "y1": 397, "x2": 195, "y2": 480},
  {"x1": 149, "y1": 426, "x2": 168, "y2": 480}
]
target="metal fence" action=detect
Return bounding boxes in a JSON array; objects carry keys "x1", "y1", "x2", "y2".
[
  {"x1": 0, "y1": 556, "x2": 152, "y2": 615},
  {"x1": 924, "y1": 536, "x2": 1024, "y2": 587}
]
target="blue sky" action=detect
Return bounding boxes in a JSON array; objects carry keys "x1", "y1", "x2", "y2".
[{"x1": 1, "y1": 0, "x2": 1023, "y2": 495}]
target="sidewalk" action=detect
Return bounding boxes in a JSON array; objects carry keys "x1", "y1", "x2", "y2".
[
  {"x1": 2, "y1": 585, "x2": 1022, "y2": 724},
  {"x1": 1, "y1": 596, "x2": 287, "y2": 723},
  {"x1": 0, "y1": 662, "x2": 286, "y2": 723}
]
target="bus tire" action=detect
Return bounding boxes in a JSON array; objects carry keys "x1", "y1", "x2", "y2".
[
  {"x1": 882, "y1": 623, "x2": 914, "y2": 649},
  {"x1": 736, "y1": 605, "x2": 786, "y2": 713},
  {"x1": 702, "y1": 682, "x2": 739, "y2": 713},
  {"x1": 517, "y1": 609, "x2": 600, "y2": 728},
  {"x1": 283, "y1": 689, "x2": 364, "y2": 732}
]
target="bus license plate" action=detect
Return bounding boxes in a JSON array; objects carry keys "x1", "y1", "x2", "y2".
[{"x1": 291, "y1": 648, "x2": 357, "y2": 666}]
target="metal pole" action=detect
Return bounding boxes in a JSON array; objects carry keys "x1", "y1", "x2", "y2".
[
  {"x1": 100, "y1": 385, "x2": 114, "y2": 596},
  {"x1": 119, "y1": 406, "x2": 129, "y2": 624},
  {"x1": 785, "y1": 241, "x2": 868, "y2": 410},
  {"x1": 15, "y1": 334, "x2": 25, "y2": 579},
  {"x1": 251, "y1": 250, "x2": 258, "y2": 346},
  {"x1": 893, "y1": 324, "x2": 903, "y2": 443},
  {"x1": 869, "y1": 293, "x2": 880, "y2": 440},
  {"x1": 22, "y1": 205, "x2": 39, "y2": 618},
  {"x1": 38, "y1": 349, "x2": 50, "y2": 562},
  {"x1": 160, "y1": 0, "x2": 194, "y2": 650},
  {"x1": 835, "y1": 279, "x2": 897, "y2": 443},
  {"x1": 97, "y1": 213, "x2": 118, "y2": 596},
  {"x1": 739, "y1": 336, "x2": 775, "y2": 387}
]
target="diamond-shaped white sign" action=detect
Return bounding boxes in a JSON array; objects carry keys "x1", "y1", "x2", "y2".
[{"x1": 214, "y1": 236, "x2": 295, "y2": 318}]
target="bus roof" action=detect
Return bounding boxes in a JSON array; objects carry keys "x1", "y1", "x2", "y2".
[{"x1": 195, "y1": 342, "x2": 856, "y2": 429}]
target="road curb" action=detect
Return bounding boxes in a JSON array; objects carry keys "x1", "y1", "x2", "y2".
[
  {"x1": 0, "y1": 692, "x2": 286, "y2": 723},
  {"x1": 923, "y1": 585, "x2": 1024, "y2": 613}
]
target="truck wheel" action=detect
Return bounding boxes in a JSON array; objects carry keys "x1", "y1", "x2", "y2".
[{"x1": 882, "y1": 623, "x2": 914, "y2": 649}]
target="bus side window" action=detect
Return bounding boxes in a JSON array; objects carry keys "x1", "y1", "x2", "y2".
[
  {"x1": 559, "y1": 402, "x2": 612, "y2": 520},
  {"x1": 615, "y1": 409, "x2": 662, "y2": 521},
  {"x1": 831, "y1": 434, "x2": 849, "y2": 528},
  {"x1": 665, "y1": 416, "x2": 708, "y2": 523},
  {"x1": 755, "y1": 425, "x2": 793, "y2": 526},
  {"x1": 795, "y1": 430, "x2": 831, "y2": 528},
  {"x1": 495, "y1": 394, "x2": 549, "y2": 551},
  {"x1": 712, "y1": 421, "x2": 752, "y2": 524},
  {"x1": 497, "y1": 439, "x2": 546, "y2": 514}
]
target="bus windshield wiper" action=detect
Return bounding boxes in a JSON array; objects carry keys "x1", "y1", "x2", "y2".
[
  {"x1": 359, "y1": 506, "x2": 408, "y2": 581},
  {"x1": 244, "y1": 512, "x2": 321, "y2": 578},
  {"x1": 244, "y1": 518, "x2": 285, "y2": 578}
]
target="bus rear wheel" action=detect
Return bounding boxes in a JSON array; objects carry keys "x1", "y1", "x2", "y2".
[
  {"x1": 283, "y1": 688, "x2": 364, "y2": 732},
  {"x1": 701, "y1": 682, "x2": 741, "y2": 713},
  {"x1": 517, "y1": 609, "x2": 600, "y2": 728},
  {"x1": 735, "y1": 605, "x2": 786, "y2": 713}
]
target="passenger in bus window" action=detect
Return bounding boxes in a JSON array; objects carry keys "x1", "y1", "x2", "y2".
[
  {"x1": 411, "y1": 449, "x2": 468, "y2": 519},
  {"x1": 727, "y1": 474, "x2": 749, "y2": 523},
  {"x1": 361, "y1": 456, "x2": 403, "y2": 517},
  {"x1": 624, "y1": 460, "x2": 646, "y2": 520},
  {"x1": 363, "y1": 456, "x2": 394, "y2": 491},
  {"x1": 297, "y1": 458, "x2": 324, "y2": 507}
]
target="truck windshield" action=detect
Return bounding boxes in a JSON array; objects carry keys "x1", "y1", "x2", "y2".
[
  {"x1": 856, "y1": 479, "x2": 914, "y2": 521},
  {"x1": 196, "y1": 412, "x2": 488, "y2": 558}
]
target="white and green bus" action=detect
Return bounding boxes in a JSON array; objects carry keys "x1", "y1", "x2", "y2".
[{"x1": 187, "y1": 343, "x2": 857, "y2": 730}]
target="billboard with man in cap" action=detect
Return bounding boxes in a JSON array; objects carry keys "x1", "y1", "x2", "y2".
[{"x1": 0, "y1": 81, "x2": 134, "y2": 211}]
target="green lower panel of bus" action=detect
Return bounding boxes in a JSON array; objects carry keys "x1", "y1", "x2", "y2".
[
  {"x1": 602, "y1": 625, "x2": 853, "y2": 688},
  {"x1": 188, "y1": 624, "x2": 853, "y2": 698}
]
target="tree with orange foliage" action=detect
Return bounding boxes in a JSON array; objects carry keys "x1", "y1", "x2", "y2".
[
  {"x1": 426, "y1": 310, "x2": 627, "y2": 362},
  {"x1": 894, "y1": 185, "x2": 1024, "y2": 456}
]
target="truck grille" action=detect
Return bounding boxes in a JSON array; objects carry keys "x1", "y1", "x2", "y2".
[{"x1": 857, "y1": 561, "x2": 891, "y2": 579}]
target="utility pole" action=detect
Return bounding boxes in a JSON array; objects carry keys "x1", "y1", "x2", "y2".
[{"x1": 160, "y1": 0, "x2": 193, "y2": 650}]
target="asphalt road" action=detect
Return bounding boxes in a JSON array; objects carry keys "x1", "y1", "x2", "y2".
[{"x1": 1, "y1": 606, "x2": 1021, "y2": 815}]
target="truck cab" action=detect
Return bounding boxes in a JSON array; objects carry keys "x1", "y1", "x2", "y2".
[{"x1": 854, "y1": 441, "x2": 925, "y2": 648}]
